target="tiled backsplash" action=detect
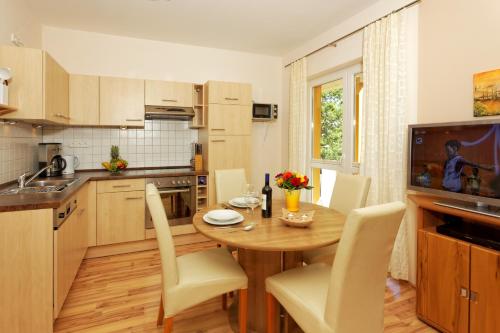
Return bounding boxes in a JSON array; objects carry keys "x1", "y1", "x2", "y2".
[
  {"x1": 42, "y1": 120, "x2": 198, "y2": 170},
  {"x1": 0, "y1": 122, "x2": 41, "y2": 184}
]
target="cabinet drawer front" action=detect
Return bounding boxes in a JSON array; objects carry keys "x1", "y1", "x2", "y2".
[
  {"x1": 97, "y1": 178, "x2": 145, "y2": 193},
  {"x1": 145, "y1": 80, "x2": 193, "y2": 107}
]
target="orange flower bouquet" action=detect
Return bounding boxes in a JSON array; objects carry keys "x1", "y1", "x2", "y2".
[{"x1": 275, "y1": 171, "x2": 312, "y2": 211}]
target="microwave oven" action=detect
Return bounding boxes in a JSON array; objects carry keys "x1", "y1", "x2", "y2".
[{"x1": 252, "y1": 103, "x2": 278, "y2": 121}]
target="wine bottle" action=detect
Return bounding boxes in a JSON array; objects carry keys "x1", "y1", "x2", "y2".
[{"x1": 262, "y1": 173, "x2": 272, "y2": 218}]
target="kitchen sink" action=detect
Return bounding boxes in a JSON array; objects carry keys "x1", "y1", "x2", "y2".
[{"x1": 0, "y1": 178, "x2": 80, "y2": 195}]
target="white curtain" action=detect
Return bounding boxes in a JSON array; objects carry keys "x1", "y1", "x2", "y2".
[
  {"x1": 288, "y1": 58, "x2": 308, "y2": 173},
  {"x1": 360, "y1": 10, "x2": 410, "y2": 280}
]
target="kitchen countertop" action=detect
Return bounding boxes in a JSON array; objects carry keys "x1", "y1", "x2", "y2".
[{"x1": 0, "y1": 167, "x2": 208, "y2": 212}]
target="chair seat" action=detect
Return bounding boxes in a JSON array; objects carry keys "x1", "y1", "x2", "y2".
[
  {"x1": 303, "y1": 244, "x2": 338, "y2": 265},
  {"x1": 165, "y1": 247, "x2": 248, "y2": 316},
  {"x1": 266, "y1": 263, "x2": 333, "y2": 333}
]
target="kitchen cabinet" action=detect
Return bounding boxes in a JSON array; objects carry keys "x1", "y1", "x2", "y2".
[
  {"x1": 0, "y1": 209, "x2": 53, "y2": 333},
  {"x1": 99, "y1": 76, "x2": 145, "y2": 127},
  {"x1": 69, "y1": 74, "x2": 99, "y2": 125},
  {"x1": 97, "y1": 179, "x2": 145, "y2": 245},
  {"x1": 145, "y1": 80, "x2": 193, "y2": 107},
  {"x1": 208, "y1": 104, "x2": 251, "y2": 135},
  {"x1": 54, "y1": 185, "x2": 89, "y2": 318},
  {"x1": 0, "y1": 46, "x2": 69, "y2": 124},
  {"x1": 206, "y1": 135, "x2": 251, "y2": 205},
  {"x1": 206, "y1": 81, "x2": 252, "y2": 105}
]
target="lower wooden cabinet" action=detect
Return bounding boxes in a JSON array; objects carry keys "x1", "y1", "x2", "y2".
[
  {"x1": 54, "y1": 186, "x2": 89, "y2": 318},
  {"x1": 97, "y1": 190, "x2": 145, "y2": 245},
  {"x1": 470, "y1": 245, "x2": 500, "y2": 333},
  {"x1": 418, "y1": 229, "x2": 500, "y2": 333}
]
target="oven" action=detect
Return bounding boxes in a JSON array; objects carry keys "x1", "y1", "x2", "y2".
[{"x1": 145, "y1": 175, "x2": 196, "y2": 228}]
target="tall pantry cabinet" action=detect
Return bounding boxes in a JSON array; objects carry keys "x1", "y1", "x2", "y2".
[{"x1": 199, "y1": 81, "x2": 252, "y2": 205}]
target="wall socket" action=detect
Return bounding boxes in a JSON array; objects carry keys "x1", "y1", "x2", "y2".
[{"x1": 10, "y1": 33, "x2": 24, "y2": 47}]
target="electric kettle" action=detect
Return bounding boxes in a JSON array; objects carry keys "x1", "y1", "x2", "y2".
[{"x1": 62, "y1": 155, "x2": 79, "y2": 175}]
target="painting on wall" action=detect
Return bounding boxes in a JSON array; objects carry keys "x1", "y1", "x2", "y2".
[{"x1": 474, "y1": 69, "x2": 500, "y2": 117}]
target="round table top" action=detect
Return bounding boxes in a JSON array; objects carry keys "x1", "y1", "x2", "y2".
[{"x1": 193, "y1": 200, "x2": 346, "y2": 252}]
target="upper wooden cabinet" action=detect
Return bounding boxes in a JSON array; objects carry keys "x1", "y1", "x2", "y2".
[
  {"x1": 206, "y1": 81, "x2": 252, "y2": 105},
  {"x1": 0, "y1": 46, "x2": 69, "y2": 124},
  {"x1": 99, "y1": 76, "x2": 145, "y2": 127},
  {"x1": 208, "y1": 104, "x2": 251, "y2": 136},
  {"x1": 69, "y1": 75, "x2": 99, "y2": 126},
  {"x1": 145, "y1": 80, "x2": 193, "y2": 107}
]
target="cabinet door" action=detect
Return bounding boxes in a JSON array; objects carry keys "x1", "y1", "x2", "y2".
[
  {"x1": 97, "y1": 190, "x2": 145, "y2": 245},
  {"x1": 54, "y1": 211, "x2": 81, "y2": 318},
  {"x1": 208, "y1": 81, "x2": 252, "y2": 105},
  {"x1": 43, "y1": 52, "x2": 69, "y2": 124},
  {"x1": 470, "y1": 245, "x2": 500, "y2": 333},
  {"x1": 207, "y1": 136, "x2": 251, "y2": 205},
  {"x1": 70, "y1": 75, "x2": 99, "y2": 125},
  {"x1": 145, "y1": 80, "x2": 193, "y2": 107},
  {"x1": 76, "y1": 183, "x2": 89, "y2": 261},
  {"x1": 208, "y1": 104, "x2": 252, "y2": 135},
  {"x1": 0, "y1": 46, "x2": 43, "y2": 120},
  {"x1": 99, "y1": 76, "x2": 145, "y2": 127},
  {"x1": 419, "y1": 231, "x2": 469, "y2": 333}
]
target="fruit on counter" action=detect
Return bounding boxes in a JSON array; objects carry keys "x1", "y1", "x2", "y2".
[{"x1": 102, "y1": 146, "x2": 128, "y2": 173}]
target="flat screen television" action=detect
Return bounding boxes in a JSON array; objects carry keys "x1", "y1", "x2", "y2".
[{"x1": 408, "y1": 120, "x2": 500, "y2": 217}]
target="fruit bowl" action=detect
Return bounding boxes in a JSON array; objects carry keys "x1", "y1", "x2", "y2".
[{"x1": 101, "y1": 160, "x2": 128, "y2": 173}]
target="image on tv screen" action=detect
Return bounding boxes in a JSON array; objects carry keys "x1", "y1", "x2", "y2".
[{"x1": 411, "y1": 123, "x2": 500, "y2": 199}]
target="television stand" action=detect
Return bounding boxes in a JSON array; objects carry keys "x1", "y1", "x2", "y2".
[{"x1": 434, "y1": 199, "x2": 500, "y2": 218}]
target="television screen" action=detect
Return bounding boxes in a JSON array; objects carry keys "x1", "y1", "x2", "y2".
[{"x1": 410, "y1": 122, "x2": 500, "y2": 201}]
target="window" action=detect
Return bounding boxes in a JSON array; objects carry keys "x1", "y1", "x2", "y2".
[{"x1": 308, "y1": 65, "x2": 362, "y2": 206}]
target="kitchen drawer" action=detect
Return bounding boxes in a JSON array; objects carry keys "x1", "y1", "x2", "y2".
[{"x1": 97, "y1": 178, "x2": 145, "y2": 193}]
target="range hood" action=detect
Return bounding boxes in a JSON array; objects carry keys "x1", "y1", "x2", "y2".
[{"x1": 145, "y1": 106, "x2": 195, "y2": 120}]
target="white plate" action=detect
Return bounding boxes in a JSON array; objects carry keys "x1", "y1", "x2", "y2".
[
  {"x1": 229, "y1": 198, "x2": 248, "y2": 208},
  {"x1": 206, "y1": 209, "x2": 241, "y2": 221},
  {"x1": 203, "y1": 214, "x2": 244, "y2": 226}
]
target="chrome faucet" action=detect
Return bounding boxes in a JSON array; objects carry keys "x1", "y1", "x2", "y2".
[{"x1": 18, "y1": 165, "x2": 53, "y2": 188}]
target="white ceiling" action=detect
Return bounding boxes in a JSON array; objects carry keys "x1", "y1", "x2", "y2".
[{"x1": 26, "y1": 0, "x2": 380, "y2": 56}]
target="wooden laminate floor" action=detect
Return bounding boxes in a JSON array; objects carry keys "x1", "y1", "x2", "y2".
[{"x1": 54, "y1": 241, "x2": 436, "y2": 333}]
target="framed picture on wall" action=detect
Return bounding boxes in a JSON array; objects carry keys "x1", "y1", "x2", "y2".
[{"x1": 473, "y1": 68, "x2": 500, "y2": 117}]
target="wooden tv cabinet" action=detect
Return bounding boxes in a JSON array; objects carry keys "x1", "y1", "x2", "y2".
[{"x1": 409, "y1": 194, "x2": 499, "y2": 333}]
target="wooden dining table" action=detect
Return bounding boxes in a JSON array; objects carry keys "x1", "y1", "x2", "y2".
[{"x1": 193, "y1": 200, "x2": 346, "y2": 333}]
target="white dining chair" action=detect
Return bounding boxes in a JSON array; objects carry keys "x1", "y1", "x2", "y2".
[
  {"x1": 266, "y1": 201, "x2": 406, "y2": 333},
  {"x1": 146, "y1": 183, "x2": 248, "y2": 333},
  {"x1": 215, "y1": 168, "x2": 247, "y2": 204},
  {"x1": 303, "y1": 173, "x2": 371, "y2": 264}
]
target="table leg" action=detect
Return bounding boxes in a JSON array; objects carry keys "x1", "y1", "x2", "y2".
[{"x1": 238, "y1": 249, "x2": 282, "y2": 333}]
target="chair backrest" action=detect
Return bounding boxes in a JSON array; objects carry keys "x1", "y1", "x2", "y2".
[
  {"x1": 214, "y1": 168, "x2": 247, "y2": 204},
  {"x1": 145, "y1": 183, "x2": 179, "y2": 291},
  {"x1": 329, "y1": 173, "x2": 371, "y2": 215},
  {"x1": 324, "y1": 201, "x2": 406, "y2": 333}
]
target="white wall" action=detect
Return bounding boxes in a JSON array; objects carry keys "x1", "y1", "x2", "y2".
[
  {"x1": 0, "y1": 0, "x2": 41, "y2": 47},
  {"x1": 418, "y1": 0, "x2": 500, "y2": 123},
  {"x1": 42, "y1": 26, "x2": 284, "y2": 188}
]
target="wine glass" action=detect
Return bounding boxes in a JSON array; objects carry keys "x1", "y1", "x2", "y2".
[{"x1": 243, "y1": 184, "x2": 260, "y2": 217}]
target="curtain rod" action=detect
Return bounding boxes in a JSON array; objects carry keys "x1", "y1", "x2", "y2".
[{"x1": 284, "y1": 0, "x2": 421, "y2": 68}]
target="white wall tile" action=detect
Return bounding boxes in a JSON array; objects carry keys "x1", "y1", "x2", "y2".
[{"x1": 42, "y1": 120, "x2": 198, "y2": 170}]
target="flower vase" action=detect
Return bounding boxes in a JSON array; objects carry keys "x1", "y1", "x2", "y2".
[{"x1": 284, "y1": 190, "x2": 301, "y2": 212}]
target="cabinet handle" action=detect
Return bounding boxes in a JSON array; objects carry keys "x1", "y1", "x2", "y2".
[
  {"x1": 125, "y1": 196, "x2": 144, "y2": 200},
  {"x1": 460, "y1": 287, "x2": 469, "y2": 299},
  {"x1": 113, "y1": 184, "x2": 131, "y2": 188},
  {"x1": 211, "y1": 139, "x2": 226, "y2": 143},
  {"x1": 224, "y1": 97, "x2": 239, "y2": 101},
  {"x1": 470, "y1": 291, "x2": 478, "y2": 302},
  {"x1": 211, "y1": 128, "x2": 225, "y2": 131},
  {"x1": 162, "y1": 99, "x2": 178, "y2": 102},
  {"x1": 126, "y1": 119, "x2": 143, "y2": 122},
  {"x1": 54, "y1": 113, "x2": 71, "y2": 120}
]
